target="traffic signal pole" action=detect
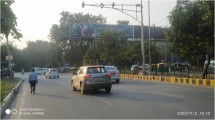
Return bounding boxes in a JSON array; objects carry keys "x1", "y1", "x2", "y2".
[
  {"x1": 140, "y1": 0, "x2": 145, "y2": 75},
  {"x1": 82, "y1": 1, "x2": 145, "y2": 75}
]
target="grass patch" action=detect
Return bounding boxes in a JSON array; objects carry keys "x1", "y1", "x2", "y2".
[{"x1": 0, "y1": 77, "x2": 21, "y2": 104}]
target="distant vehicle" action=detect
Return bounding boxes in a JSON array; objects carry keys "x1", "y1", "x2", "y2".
[
  {"x1": 70, "y1": 67, "x2": 76, "y2": 71},
  {"x1": 71, "y1": 66, "x2": 112, "y2": 94},
  {"x1": 36, "y1": 68, "x2": 47, "y2": 75},
  {"x1": 45, "y1": 68, "x2": 59, "y2": 79},
  {"x1": 131, "y1": 65, "x2": 139, "y2": 75},
  {"x1": 1, "y1": 68, "x2": 10, "y2": 78},
  {"x1": 157, "y1": 63, "x2": 169, "y2": 73},
  {"x1": 62, "y1": 67, "x2": 69, "y2": 72},
  {"x1": 58, "y1": 67, "x2": 63, "y2": 73},
  {"x1": 105, "y1": 66, "x2": 120, "y2": 83},
  {"x1": 170, "y1": 63, "x2": 190, "y2": 72},
  {"x1": 34, "y1": 67, "x2": 39, "y2": 73},
  {"x1": 204, "y1": 60, "x2": 215, "y2": 74}
]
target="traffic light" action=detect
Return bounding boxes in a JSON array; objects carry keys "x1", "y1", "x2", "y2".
[
  {"x1": 112, "y1": 2, "x2": 115, "y2": 8},
  {"x1": 82, "y1": 2, "x2": 85, "y2": 8}
]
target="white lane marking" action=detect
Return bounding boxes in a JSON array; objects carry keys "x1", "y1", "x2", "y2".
[
  {"x1": 151, "y1": 91, "x2": 184, "y2": 99},
  {"x1": 94, "y1": 96, "x2": 113, "y2": 106}
]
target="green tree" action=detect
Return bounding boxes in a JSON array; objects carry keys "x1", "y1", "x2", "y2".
[
  {"x1": 1, "y1": 1, "x2": 22, "y2": 40},
  {"x1": 1, "y1": 1, "x2": 23, "y2": 77},
  {"x1": 49, "y1": 12, "x2": 106, "y2": 67},
  {"x1": 124, "y1": 41, "x2": 142, "y2": 66},
  {"x1": 1, "y1": 43, "x2": 24, "y2": 71},
  {"x1": 46, "y1": 43, "x2": 63, "y2": 68},
  {"x1": 84, "y1": 30, "x2": 127, "y2": 67},
  {"x1": 22, "y1": 40, "x2": 49, "y2": 70},
  {"x1": 165, "y1": 0, "x2": 214, "y2": 78},
  {"x1": 97, "y1": 30, "x2": 127, "y2": 65}
]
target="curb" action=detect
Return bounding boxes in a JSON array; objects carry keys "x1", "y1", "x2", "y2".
[
  {"x1": 0, "y1": 79, "x2": 24, "y2": 118},
  {"x1": 120, "y1": 74, "x2": 214, "y2": 88}
]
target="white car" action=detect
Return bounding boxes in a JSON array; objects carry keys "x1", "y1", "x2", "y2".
[
  {"x1": 36, "y1": 68, "x2": 47, "y2": 75},
  {"x1": 45, "y1": 68, "x2": 59, "y2": 79},
  {"x1": 105, "y1": 66, "x2": 120, "y2": 83}
]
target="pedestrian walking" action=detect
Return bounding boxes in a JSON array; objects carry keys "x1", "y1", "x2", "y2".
[
  {"x1": 29, "y1": 68, "x2": 38, "y2": 94},
  {"x1": 21, "y1": 68, "x2": 24, "y2": 75}
]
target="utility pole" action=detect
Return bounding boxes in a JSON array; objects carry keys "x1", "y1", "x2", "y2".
[
  {"x1": 140, "y1": 0, "x2": 145, "y2": 75},
  {"x1": 153, "y1": 24, "x2": 157, "y2": 75},
  {"x1": 148, "y1": 0, "x2": 151, "y2": 75},
  {"x1": 82, "y1": 1, "x2": 145, "y2": 75},
  {"x1": 6, "y1": 35, "x2": 12, "y2": 77}
]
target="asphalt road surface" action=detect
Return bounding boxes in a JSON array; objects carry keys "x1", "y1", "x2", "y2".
[{"x1": 3, "y1": 72, "x2": 214, "y2": 119}]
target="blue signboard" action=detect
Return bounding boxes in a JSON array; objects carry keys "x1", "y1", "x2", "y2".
[
  {"x1": 69, "y1": 23, "x2": 166, "y2": 39},
  {"x1": 64, "y1": 62, "x2": 70, "y2": 68},
  {"x1": 94, "y1": 24, "x2": 133, "y2": 38},
  {"x1": 70, "y1": 23, "x2": 134, "y2": 38}
]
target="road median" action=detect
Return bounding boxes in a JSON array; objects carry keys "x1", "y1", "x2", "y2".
[{"x1": 120, "y1": 74, "x2": 214, "y2": 87}]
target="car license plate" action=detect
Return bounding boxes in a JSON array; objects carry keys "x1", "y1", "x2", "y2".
[{"x1": 93, "y1": 78, "x2": 105, "y2": 81}]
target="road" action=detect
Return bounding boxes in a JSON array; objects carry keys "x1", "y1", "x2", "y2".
[{"x1": 3, "y1": 72, "x2": 214, "y2": 119}]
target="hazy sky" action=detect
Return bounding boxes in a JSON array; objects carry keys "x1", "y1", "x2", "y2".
[{"x1": 10, "y1": 0, "x2": 176, "y2": 49}]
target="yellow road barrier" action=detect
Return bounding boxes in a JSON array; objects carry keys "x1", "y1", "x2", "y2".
[
  {"x1": 120, "y1": 74, "x2": 214, "y2": 87},
  {"x1": 189, "y1": 78, "x2": 192, "y2": 85},
  {"x1": 203, "y1": 79, "x2": 207, "y2": 86},
  {"x1": 183, "y1": 78, "x2": 187, "y2": 84},
  {"x1": 170, "y1": 77, "x2": 176, "y2": 83},
  {"x1": 177, "y1": 78, "x2": 181, "y2": 83},
  {"x1": 196, "y1": 79, "x2": 199, "y2": 85},
  {"x1": 210, "y1": 80, "x2": 214, "y2": 87}
]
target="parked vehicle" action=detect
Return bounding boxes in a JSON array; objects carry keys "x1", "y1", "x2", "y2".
[
  {"x1": 157, "y1": 63, "x2": 169, "y2": 73},
  {"x1": 105, "y1": 66, "x2": 120, "y2": 83},
  {"x1": 131, "y1": 65, "x2": 139, "y2": 75},
  {"x1": 71, "y1": 66, "x2": 112, "y2": 94},
  {"x1": 45, "y1": 68, "x2": 59, "y2": 79},
  {"x1": 204, "y1": 59, "x2": 215, "y2": 74},
  {"x1": 70, "y1": 67, "x2": 76, "y2": 71},
  {"x1": 36, "y1": 68, "x2": 47, "y2": 75}
]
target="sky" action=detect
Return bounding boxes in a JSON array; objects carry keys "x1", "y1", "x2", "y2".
[{"x1": 9, "y1": 0, "x2": 177, "y2": 49}]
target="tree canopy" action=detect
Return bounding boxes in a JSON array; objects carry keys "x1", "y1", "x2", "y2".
[
  {"x1": 166, "y1": 0, "x2": 214, "y2": 60},
  {"x1": 49, "y1": 12, "x2": 106, "y2": 67},
  {"x1": 1, "y1": 1, "x2": 22, "y2": 40},
  {"x1": 165, "y1": 0, "x2": 214, "y2": 78}
]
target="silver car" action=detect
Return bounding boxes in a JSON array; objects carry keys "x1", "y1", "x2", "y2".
[
  {"x1": 71, "y1": 66, "x2": 112, "y2": 94},
  {"x1": 45, "y1": 68, "x2": 59, "y2": 79},
  {"x1": 105, "y1": 66, "x2": 120, "y2": 83}
]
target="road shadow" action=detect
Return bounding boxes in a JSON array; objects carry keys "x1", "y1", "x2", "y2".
[
  {"x1": 86, "y1": 89, "x2": 184, "y2": 104},
  {"x1": 33, "y1": 92, "x2": 73, "y2": 100},
  {"x1": 117, "y1": 80, "x2": 156, "y2": 86}
]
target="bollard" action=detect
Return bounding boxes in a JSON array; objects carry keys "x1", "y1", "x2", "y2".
[{"x1": 196, "y1": 79, "x2": 199, "y2": 85}]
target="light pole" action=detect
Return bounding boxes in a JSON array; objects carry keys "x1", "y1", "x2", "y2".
[
  {"x1": 148, "y1": 0, "x2": 151, "y2": 75},
  {"x1": 153, "y1": 24, "x2": 157, "y2": 75},
  {"x1": 6, "y1": 35, "x2": 12, "y2": 77},
  {"x1": 82, "y1": 1, "x2": 145, "y2": 75},
  {"x1": 140, "y1": 0, "x2": 145, "y2": 75}
]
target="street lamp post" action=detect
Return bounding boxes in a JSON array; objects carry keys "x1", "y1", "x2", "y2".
[
  {"x1": 83, "y1": 1, "x2": 145, "y2": 75},
  {"x1": 140, "y1": 0, "x2": 145, "y2": 75},
  {"x1": 6, "y1": 35, "x2": 12, "y2": 77},
  {"x1": 148, "y1": 0, "x2": 151, "y2": 75},
  {"x1": 153, "y1": 24, "x2": 157, "y2": 75}
]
